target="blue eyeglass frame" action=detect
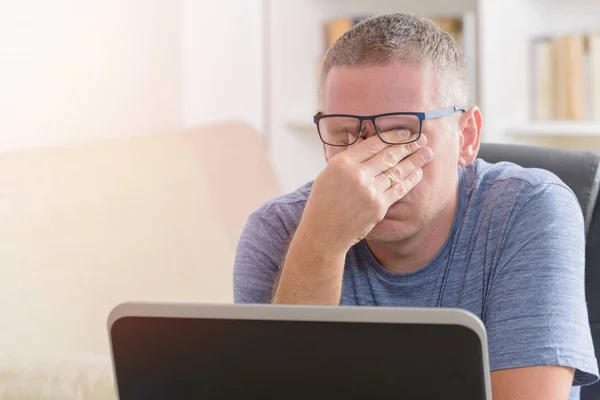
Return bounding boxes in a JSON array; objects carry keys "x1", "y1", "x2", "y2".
[{"x1": 313, "y1": 106, "x2": 468, "y2": 147}]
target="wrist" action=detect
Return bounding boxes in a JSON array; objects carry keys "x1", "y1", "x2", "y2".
[{"x1": 293, "y1": 219, "x2": 351, "y2": 258}]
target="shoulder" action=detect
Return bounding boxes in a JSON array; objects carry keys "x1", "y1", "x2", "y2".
[
  {"x1": 247, "y1": 181, "x2": 314, "y2": 237},
  {"x1": 458, "y1": 158, "x2": 584, "y2": 244},
  {"x1": 465, "y1": 158, "x2": 569, "y2": 193},
  {"x1": 462, "y1": 158, "x2": 579, "y2": 211}
]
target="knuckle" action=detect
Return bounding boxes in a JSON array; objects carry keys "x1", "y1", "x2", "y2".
[
  {"x1": 419, "y1": 147, "x2": 433, "y2": 164},
  {"x1": 351, "y1": 169, "x2": 367, "y2": 186},
  {"x1": 335, "y1": 153, "x2": 351, "y2": 165},
  {"x1": 365, "y1": 137, "x2": 382, "y2": 154},
  {"x1": 330, "y1": 154, "x2": 352, "y2": 170},
  {"x1": 395, "y1": 180, "x2": 408, "y2": 197},
  {"x1": 396, "y1": 144, "x2": 414, "y2": 160},
  {"x1": 413, "y1": 168, "x2": 424, "y2": 182},
  {"x1": 411, "y1": 141, "x2": 422, "y2": 152},
  {"x1": 406, "y1": 149, "x2": 425, "y2": 169},
  {"x1": 382, "y1": 149, "x2": 398, "y2": 167},
  {"x1": 366, "y1": 185, "x2": 379, "y2": 202},
  {"x1": 406, "y1": 169, "x2": 422, "y2": 187},
  {"x1": 391, "y1": 164, "x2": 405, "y2": 181}
]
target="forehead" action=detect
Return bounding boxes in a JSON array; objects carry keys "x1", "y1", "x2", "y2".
[{"x1": 321, "y1": 62, "x2": 438, "y2": 115}]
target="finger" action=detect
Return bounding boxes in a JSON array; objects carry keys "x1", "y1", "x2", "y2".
[
  {"x1": 364, "y1": 134, "x2": 427, "y2": 177},
  {"x1": 374, "y1": 146, "x2": 433, "y2": 192},
  {"x1": 383, "y1": 167, "x2": 424, "y2": 206},
  {"x1": 344, "y1": 129, "x2": 413, "y2": 163}
]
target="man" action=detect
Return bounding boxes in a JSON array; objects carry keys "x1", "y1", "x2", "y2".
[{"x1": 233, "y1": 13, "x2": 598, "y2": 399}]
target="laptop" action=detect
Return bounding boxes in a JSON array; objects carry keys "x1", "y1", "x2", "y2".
[{"x1": 108, "y1": 302, "x2": 491, "y2": 399}]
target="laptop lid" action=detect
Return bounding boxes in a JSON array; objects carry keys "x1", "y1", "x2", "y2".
[{"x1": 108, "y1": 302, "x2": 491, "y2": 399}]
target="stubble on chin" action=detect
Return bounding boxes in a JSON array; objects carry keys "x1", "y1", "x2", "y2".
[{"x1": 364, "y1": 217, "x2": 423, "y2": 244}]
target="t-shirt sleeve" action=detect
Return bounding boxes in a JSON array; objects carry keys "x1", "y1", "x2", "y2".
[
  {"x1": 233, "y1": 210, "x2": 290, "y2": 304},
  {"x1": 485, "y1": 182, "x2": 599, "y2": 386}
]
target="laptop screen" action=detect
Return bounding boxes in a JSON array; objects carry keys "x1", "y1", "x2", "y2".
[{"x1": 111, "y1": 315, "x2": 486, "y2": 399}]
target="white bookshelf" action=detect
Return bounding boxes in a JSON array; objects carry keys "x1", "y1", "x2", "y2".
[
  {"x1": 264, "y1": 0, "x2": 600, "y2": 193},
  {"x1": 479, "y1": 0, "x2": 600, "y2": 143}
]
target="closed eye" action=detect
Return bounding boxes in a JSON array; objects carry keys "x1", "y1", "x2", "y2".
[{"x1": 376, "y1": 124, "x2": 417, "y2": 133}]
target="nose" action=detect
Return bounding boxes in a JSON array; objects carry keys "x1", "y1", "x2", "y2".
[{"x1": 358, "y1": 119, "x2": 378, "y2": 141}]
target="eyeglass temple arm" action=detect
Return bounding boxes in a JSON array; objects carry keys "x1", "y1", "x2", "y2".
[{"x1": 424, "y1": 106, "x2": 468, "y2": 120}]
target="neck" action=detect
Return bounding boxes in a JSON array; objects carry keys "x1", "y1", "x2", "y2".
[{"x1": 366, "y1": 186, "x2": 459, "y2": 274}]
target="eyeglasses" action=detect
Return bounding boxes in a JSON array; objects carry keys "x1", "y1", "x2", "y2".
[{"x1": 313, "y1": 106, "x2": 467, "y2": 147}]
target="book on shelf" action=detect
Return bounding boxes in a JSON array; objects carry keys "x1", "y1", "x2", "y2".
[
  {"x1": 531, "y1": 33, "x2": 600, "y2": 122},
  {"x1": 532, "y1": 38, "x2": 555, "y2": 121},
  {"x1": 591, "y1": 34, "x2": 600, "y2": 121}
]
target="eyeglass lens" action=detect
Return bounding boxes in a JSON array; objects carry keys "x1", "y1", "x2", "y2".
[{"x1": 318, "y1": 114, "x2": 421, "y2": 146}]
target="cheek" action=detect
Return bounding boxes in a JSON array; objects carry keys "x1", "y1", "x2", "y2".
[
  {"x1": 416, "y1": 151, "x2": 455, "y2": 195},
  {"x1": 426, "y1": 133, "x2": 460, "y2": 172},
  {"x1": 419, "y1": 149, "x2": 460, "y2": 204},
  {"x1": 424, "y1": 155, "x2": 454, "y2": 192}
]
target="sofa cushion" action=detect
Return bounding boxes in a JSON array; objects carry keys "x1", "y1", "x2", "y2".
[{"x1": 0, "y1": 122, "x2": 280, "y2": 398}]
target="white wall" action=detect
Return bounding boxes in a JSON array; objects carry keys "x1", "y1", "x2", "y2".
[
  {"x1": 0, "y1": 0, "x2": 183, "y2": 153},
  {"x1": 477, "y1": 0, "x2": 533, "y2": 144},
  {"x1": 0, "y1": 0, "x2": 266, "y2": 154},
  {"x1": 182, "y1": 0, "x2": 264, "y2": 133}
]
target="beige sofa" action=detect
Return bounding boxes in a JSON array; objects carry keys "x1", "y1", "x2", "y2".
[{"x1": 0, "y1": 123, "x2": 280, "y2": 399}]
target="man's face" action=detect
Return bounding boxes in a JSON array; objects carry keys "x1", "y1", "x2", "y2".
[{"x1": 320, "y1": 62, "x2": 462, "y2": 242}]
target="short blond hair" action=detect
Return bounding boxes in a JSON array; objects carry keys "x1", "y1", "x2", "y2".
[{"x1": 320, "y1": 13, "x2": 469, "y2": 108}]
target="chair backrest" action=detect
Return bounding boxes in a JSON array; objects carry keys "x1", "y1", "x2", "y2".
[{"x1": 478, "y1": 143, "x2": 600, "y2": 399}]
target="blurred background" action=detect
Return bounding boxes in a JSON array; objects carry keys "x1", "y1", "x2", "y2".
[
  {"x1": 3, "y1": 0, "x2": 600, "y2": 189},
  {"x1": 0, "y1": 0, "x2": 599, "y2": 398}
]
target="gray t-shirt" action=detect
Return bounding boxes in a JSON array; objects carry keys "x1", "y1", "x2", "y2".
[{"x1": 233, "y1": 159, "x2": 599, "y2": 397}]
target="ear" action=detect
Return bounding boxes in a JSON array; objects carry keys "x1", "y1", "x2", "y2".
[{"x1": 457, "y1": 106, "x2": 483, "y2": 166}]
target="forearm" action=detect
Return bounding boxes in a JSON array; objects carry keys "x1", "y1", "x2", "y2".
[
  {"x1": 491, "y1": 366, "x2": 574, "y2": 400},
  {"x1": 272, "y1": 226, "x2": 347, "y2": 305}
]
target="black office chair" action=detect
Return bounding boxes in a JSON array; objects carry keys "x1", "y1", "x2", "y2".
[{"x1": 478, "y1": 143, "x2": 600, "y2": 399}]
